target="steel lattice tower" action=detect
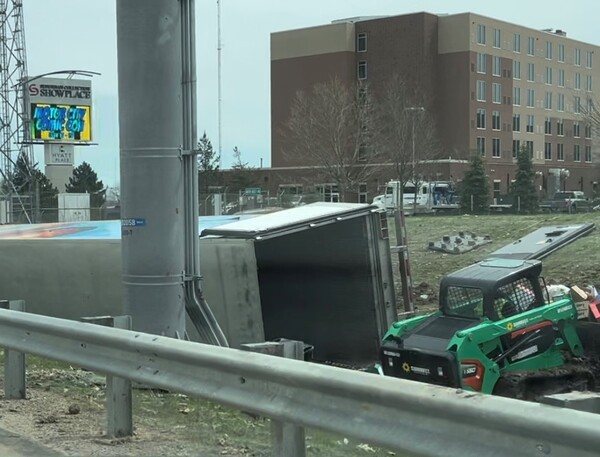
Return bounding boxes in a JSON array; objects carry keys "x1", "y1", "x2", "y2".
[{"x1": 0, "y1": 0, "x2": 33, "y2": 184}]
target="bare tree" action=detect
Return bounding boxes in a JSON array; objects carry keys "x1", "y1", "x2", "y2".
[
  {"x1": 285, "y1": 78, "x2": 379, "y2": 202},
  {"x1": 374, "y1": 74, "x2": 442, "y2": 211},
  {"x1": 580, "y1": 96, "x2": 600, "y2": 134},
  {"x1": 579, "y1": 95, "x2": 600, "y2": 198}
]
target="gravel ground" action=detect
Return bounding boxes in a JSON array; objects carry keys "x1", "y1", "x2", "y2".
[
  {"x1": 0, "y1": 365, "x2": 395, "y2": 457},
  {"x1": 0, "y1": 368, "x2": 262, "y2": 457}
]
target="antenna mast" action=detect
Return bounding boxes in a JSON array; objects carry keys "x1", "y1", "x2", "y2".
[
  {"x1": 0, "y1": 0, "x2": 34, "y2": 222},
  {"x1": 217, "y1": 0, "x2": 222, "y2": 167}
]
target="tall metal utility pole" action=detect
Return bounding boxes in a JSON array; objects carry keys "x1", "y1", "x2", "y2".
[
  {"x1": 117, "y1": 0, "x2": 227, "y2": 344},
  {"x1": 0, "y1": 0, "x2": 34, "y2": 222},
  {"x1": 216, "y1": 0, "x2": 222, "y2": 167},
  {"x1": 117, "y1": 0, "x2": 187, "y2": 338}
]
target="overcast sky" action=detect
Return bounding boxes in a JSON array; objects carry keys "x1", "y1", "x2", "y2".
[{"x1": 22, "y1": 0, "x2": 599, "y2": 187}]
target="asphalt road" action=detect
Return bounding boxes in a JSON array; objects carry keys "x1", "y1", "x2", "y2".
[{"x1": 0, "y1": 427, "x2": 63, "y2": 456}]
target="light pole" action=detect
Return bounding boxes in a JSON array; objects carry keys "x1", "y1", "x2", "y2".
[
  {"x1": 405, "y1": 106, "x2": 425, "y2": 214},
  {"x1": 560, "y1": 168, "x2": 570, "y2": 192},
  {"x1": 405, "y1": 106, "x2": 425, "y2": 179}
]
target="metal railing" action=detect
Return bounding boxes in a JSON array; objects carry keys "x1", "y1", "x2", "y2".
[{"x1": 1, "y1": 304, "x2": 600, "y2": 457}]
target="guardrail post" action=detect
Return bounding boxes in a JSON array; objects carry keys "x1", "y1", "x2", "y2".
[
  {"x1": 1, "y1": 300, "x2": 26, "y2": 399},
  {"x1": 241, "y1": 340, "x2": 306, "y2": 457},
  {"x1": 81, "y1": 315, "x2": 133, "y2": 438}
]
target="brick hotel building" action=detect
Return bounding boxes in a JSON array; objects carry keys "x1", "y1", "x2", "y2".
[{"x1": 265, "y1": 12, "x2": 600, "y2": 203}]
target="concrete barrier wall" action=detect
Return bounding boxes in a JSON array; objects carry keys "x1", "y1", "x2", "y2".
[
  {"x1": 0, "y1": 239, "x2": 123, "y2": 319},
  {"x1": 0, "y1": 238, "x2": 265, "y2": 348}
]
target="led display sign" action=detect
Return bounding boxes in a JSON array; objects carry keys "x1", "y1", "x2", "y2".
[
  {"x1": 30, "y1": 104, "x2": 91, "y2": 141},
  {"x1": 25, "y1": 77, "x2": 93, "y2": 143}
]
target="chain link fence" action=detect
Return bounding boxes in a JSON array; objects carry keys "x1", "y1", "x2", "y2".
[
  {"x1": 0, "y1": 190, "x2": 327, "y2": 223},
  {"x1": 199, "y1": 191, "x2": 322, "y2": 216},
  {"x1": 0, "y1": 191, "x2": 107, "y2": 224}
]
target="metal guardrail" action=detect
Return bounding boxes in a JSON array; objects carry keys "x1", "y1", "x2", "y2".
[{"x1": 1, "y1": 306, "x2": 600, "y2": 457}]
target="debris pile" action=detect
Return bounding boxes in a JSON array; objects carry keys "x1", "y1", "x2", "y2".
[
  {"x1": 546, "y1": 283, "x2": 600, "y2": 320},
  {"x1": 428, "y1": 231, "x2": 492, "y2": 254}
]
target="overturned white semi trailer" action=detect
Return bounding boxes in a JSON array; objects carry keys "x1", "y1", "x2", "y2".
[{"x1": 0, "y1": 203, "x2": 396, "y2": 364}]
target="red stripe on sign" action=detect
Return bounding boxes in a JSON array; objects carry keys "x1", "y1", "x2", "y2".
[{"x1": 590, "y1": 301, "x2": 600, "y2": 320}]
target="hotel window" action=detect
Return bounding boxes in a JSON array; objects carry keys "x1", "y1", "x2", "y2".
[
  {"x1": 358, "y1": 61, "x2": 367, "y2": 80},
  {"x1": 477, "y1": 24, "x2": 486, "y2": 45},
  {"x1": 493, "y1": 28, "x2": 501, "y2": 48},
  {"x1": 512, "y1": 113, "x2": 521, "y2": 132},
  {"x1": 476, "y1": 108, "x2": 486, "y2": 129},
  {"x1": 557, "y1": 119, "x2": 564, "y2": 136},
  {"x1": 545, "y1": 66, "x2": 552, "y2": 85},
  {"x1": 477, "y1": 80, "x2": 486, "y2": 101},
  {"x1": 525, "y1": 140, "x2": 534, "y2": 158},
  {"x1": 527, "y1": 63, "x2": 534, "y2": 82},
  {"x1": 558, "y1": 93, "x2": 565, "y2": 112},
  {"x1": 575, "y1": 48, "x2": 581, "y2": 66},
  {"x1": 544, "y1": 142, "x2": 552, "y2": 160},
  {"x1": 279, "y1": 185, "x2": 303, "y2": 195},
  {"x1": 513, "y1": 60, "x2": 521, "y2": 79},
  {"x1": 358, "y1": 143, "x2": 368, "y2": 161},
  {"x1": 575, "y1": 72, "x2": 581, "y2": 90},
  {"x1": 492, "y1": 138, "x2": 501, "y2": 158},
  {"x1": 513, "y1": 33, "x2": 521, "y2": 52},
  {"x1": 574, "y1": 95, "x2": 581, "y2": 113},
  {"x1": 512, "y1": 139, "x2": 520, "y2": 158},
  {"x1": 358, "y1": 183, "x2": 368, "y2": 203},
  {"x1": 527, "y1": 89, "x2": 535, "y2": 107},
  {"x1": 357, "y1": 33, "x2": 367, "y2": 52},
  {"x1": 558, "y1": 69, "x2": 565, "y2": 87},
  {"x1": 477, "y1": 137, "x2": 486, "y2": 156},
  {"x1": 585, "y1": 123, "x2": 592, "y2": 139},
  {"x1": 513, "y1": 86, "x2": 521, "y2": 105},
  {"x1": 558, "y1": 44, "x2": 565, "y2": 62},
  {"x1": 557, "y1": 143, "x2": 564, "y2": 161},
  {"x1": 586, "y1": 50, "x2": 593, "y2": 68},
  {"x1": 526, "y1": 114, "x2": 534, "y2": 133},
  {"x1": 544, "y1": 117, "x2": 552, "y2": 135},
  {"x1": 573, "y1": 121, "x2": 580, "y2": 138},
  {"x1": 544, "y1": 91, "x2": 552, "y2": 110},
  {"x1": 492, "y1": 110, "x2": 501, "y2": 130},
  {"x1": 493, "y1": 180, "x2": 501, "y2": 198},
  {"x1": 527, "y1": 36, "x2": 535, "y2": 56},
  {"x1": 316, "y1": 184, "x2": 339, "y2": 202},
  {"x1": 492, "y1": 83, "x2": 501, "y2": 104},
  {"x1": 493, "y1": 56, "x2": 501, "y2": 76},
  {"x1": 585, "y1": 145, "x2": 592, "y2": 162},
  {"x1": 573, "y1": 144, "x2": 581, "y2": 162},
  {"x1": 477, "y1": 53, "x2": 487, "y2": 73},
  {"x1": 545, "y1": 41, "x2": 553, "y2": 59},
  {"x1": 586, "y1": 75, "x2": 593, "y2": 92}
]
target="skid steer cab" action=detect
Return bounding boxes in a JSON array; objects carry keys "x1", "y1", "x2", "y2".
[{"x1": 380, "y1": 258, "x2": 591, "y2": 398}]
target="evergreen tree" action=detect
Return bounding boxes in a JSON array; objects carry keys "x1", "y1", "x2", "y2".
[
  {"x1": 510, "y1": 146, "x2": 538, "y2": 213},
  {"x1": 459, "y1": 152, "x2": 490, "y2": 214},
  {"x1": 197, "y1": 132, "x2": 221, "y2": 194},
  {"x1": 33, "y1": 169, "x2": 59, "y2": 222},
  {"x1": 65, "y1": 162, "x2": 106, "y2": 214},
  {"x1": 2, "y1": 154, "x2": 58, "y2": 222},
  {"x1": 6, "y1": 153, "x2": 34, "y2": 194}
]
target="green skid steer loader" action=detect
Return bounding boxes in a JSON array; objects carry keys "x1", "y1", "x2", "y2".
[{"x1": 380, "y1": 224, "x2": 600, "y2": 400}]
